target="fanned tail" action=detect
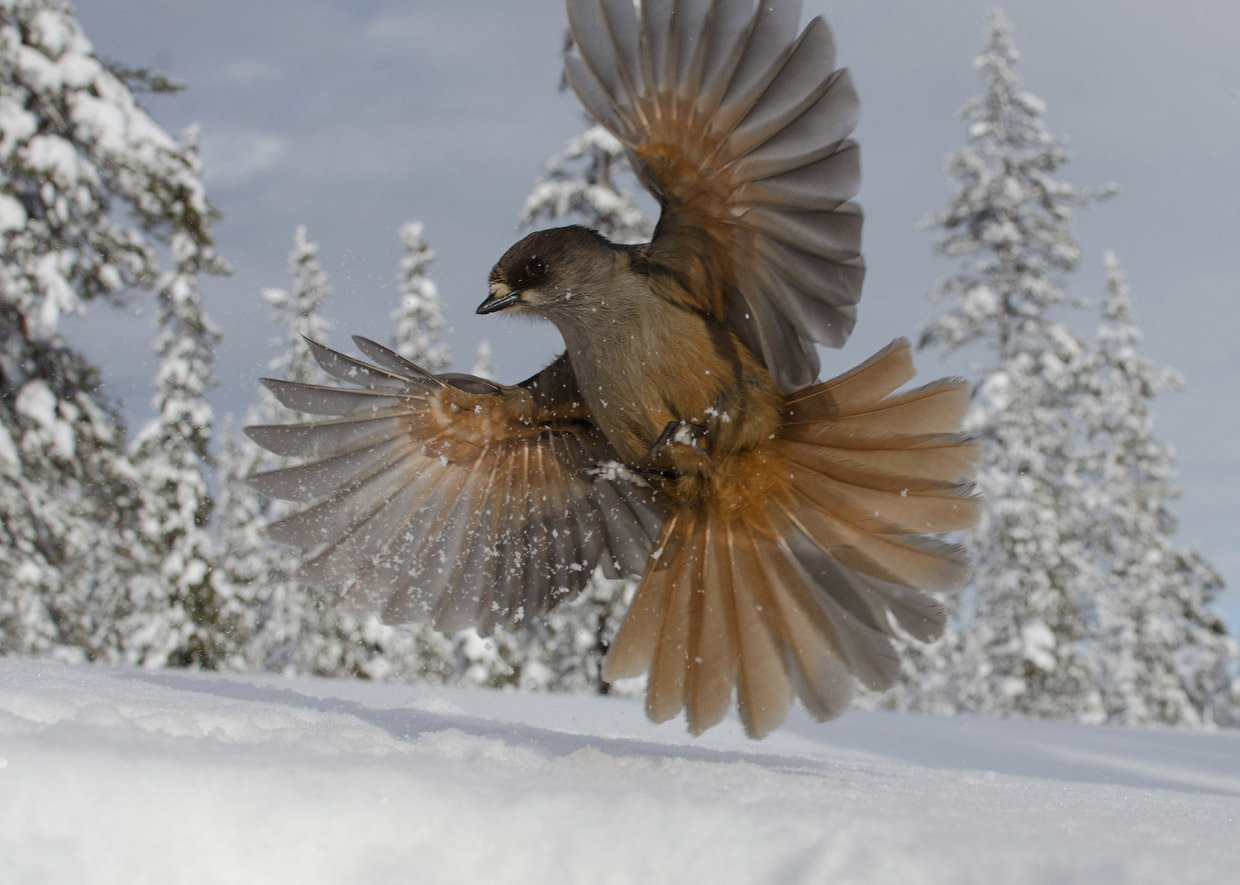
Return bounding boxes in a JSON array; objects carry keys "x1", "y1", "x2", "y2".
[{"x1": 605, "y1": 339, "x2": 980, "y2": 737}]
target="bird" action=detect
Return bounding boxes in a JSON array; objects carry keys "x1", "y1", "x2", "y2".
[{"x1": 247, "y1": 0, "x2": 980, "y2": 738}]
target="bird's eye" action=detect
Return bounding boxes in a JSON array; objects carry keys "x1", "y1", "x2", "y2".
[{"x1": 525, "y1": 256, "x2": 547, "y2": 279}]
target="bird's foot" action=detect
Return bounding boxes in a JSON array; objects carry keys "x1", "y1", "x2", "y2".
[{"x1": 651, "y1": 419, "x2": 711, "y2": 468}]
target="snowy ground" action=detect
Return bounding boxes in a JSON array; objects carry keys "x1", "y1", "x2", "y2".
[{"x1": 2, "y1": 658, "x2": 1237, "y2": 885}]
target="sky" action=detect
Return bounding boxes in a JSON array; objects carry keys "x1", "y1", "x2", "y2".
[
  {"x1": 7, "y1": 657, "x2": 1240, "y2": 884},
  {"x1": 69, "y1": 1, "x2": 1240, "y2": 619}
]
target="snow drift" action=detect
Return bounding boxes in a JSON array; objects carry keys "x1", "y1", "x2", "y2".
[{"x1": 2, "y1": 657, "x2": 1237, "y2": 884}]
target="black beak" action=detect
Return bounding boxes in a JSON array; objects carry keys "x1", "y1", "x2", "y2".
[{"x1": 476, "y1": 291, "x2": 521, "y2": 315}]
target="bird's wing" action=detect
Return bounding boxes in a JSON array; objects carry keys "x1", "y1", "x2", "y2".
[
  {"x1": 246, "y1": 337, "x2": 664, "y2": 635},
  {"x1": 565, "y1": 0, "x2": 864, "y2": 391}
]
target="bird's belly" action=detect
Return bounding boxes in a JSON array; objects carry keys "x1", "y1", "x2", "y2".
[
  {"x1": 580, "y1": 367, "x2": 681, "y2": 466},
  {"x1": 566, "y1": 333, "x2": 758, "y2": 467}
]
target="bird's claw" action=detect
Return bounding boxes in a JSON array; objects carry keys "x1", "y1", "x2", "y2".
[{"x1": 651, "y1": 419, "x2": 711, "y2": 463}]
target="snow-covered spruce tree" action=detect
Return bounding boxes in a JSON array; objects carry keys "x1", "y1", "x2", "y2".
[
  {"x1": 229, "y1": 226, "x2": 456, "y2": 682},
  {"x1": 917, "y1": 9, "x2": 1111, "y2": 721},
  {"x1": 0, "y1": 0, "x2": 223, "y2": 660},
  {"x1": 391, "y1": 220, "x2": 449, "y2": 372},
  {"x1": 526, "y1": 574, "x2": 640, "y2": 695},
  {"x1": 521, "y1": 124, "x2": 653, "y2": 245},
  {"x1": 1081, "y1": 253, "x2": 1238, "y2": 727},
  {"x1": 216, "y1": 290, "x2": 362, "y2": 677},
  {"x1": 236, "y1": 226, "x2": 343, "y2": 674},
  {"x1": 351, "y1": 219, "x2": 466, "y2": 684},
  {"x1": 957, "y1": 338, "x2": 1104, "y2": 721},
  {"x1": 263, "y1": 226, "x2": 335, "y2": 388},
  {"x1": 130, "y1": 203, "x2": 236, "y2": 669},
  {"x1": 211, "y1": 415, "x2": 268, "y2": 670}
]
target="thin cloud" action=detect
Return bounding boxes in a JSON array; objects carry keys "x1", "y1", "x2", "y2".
[{"x1": 200, "y1": 127, "x2": 287, "y2": 190}]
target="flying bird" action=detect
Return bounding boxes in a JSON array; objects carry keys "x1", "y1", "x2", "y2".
[{"x1": 248, "y1": 0, "x2": 980, "y2": 738}]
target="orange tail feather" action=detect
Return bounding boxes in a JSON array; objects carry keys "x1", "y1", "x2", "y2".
[{"x1": 605, "y1": 340, "x2": 979, "y2": 737}]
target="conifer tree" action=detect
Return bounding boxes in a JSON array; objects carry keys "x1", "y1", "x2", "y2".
[
  {"x1": 262, "y1": 227, "x2": 335, "y2": 389},
  {"x1": 232, "y1": 225, "x2": 457, "y2": 682},
  {"x1": 531, "y1": 575, "x2": 640, "y2": 696},
  {"x1": 212, "y1": 415, "x2": 268, "y2": 670},
  {"x1": 391, "y1": 220, "x2": 450, "y2": 371},
  {"x1": 1082, "y1": 254, "x2": 1238, "y2": 726},
  {"x1": 241, "y1": 226, "x2": 341, "y2": 673},
  {"x1": 131, "y1": 213, "x2": 233, "y2": 669},
  {"x1": 919, "y1": 9, "x2": 1109, "y2": 720},
  {"x1": 521, "y1": 125, "x2": 653, "y2": 244},
  {"x1": 0, "y1": 0, "x2": 223, "y2": 660}
]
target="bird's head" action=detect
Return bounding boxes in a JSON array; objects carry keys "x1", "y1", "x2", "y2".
[{"x1": 480, "y1": 225, "x2": 622, "y2": 323}]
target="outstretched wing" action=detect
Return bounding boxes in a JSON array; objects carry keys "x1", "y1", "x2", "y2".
[
  {"x1": 246, "y1": 337, "x2": 664, "y2": 635},
  {"x1": 565, "y1": 0, "x2": 865, "y2": 392}
]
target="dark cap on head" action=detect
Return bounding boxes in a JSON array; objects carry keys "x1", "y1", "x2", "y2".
[{"x1": 478, "y1": 225, "x2": 619, "y2": 317}]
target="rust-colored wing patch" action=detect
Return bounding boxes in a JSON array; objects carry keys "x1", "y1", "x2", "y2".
[{"x1": 247, "y1": 338, "x2": 664, "y2": 635}]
